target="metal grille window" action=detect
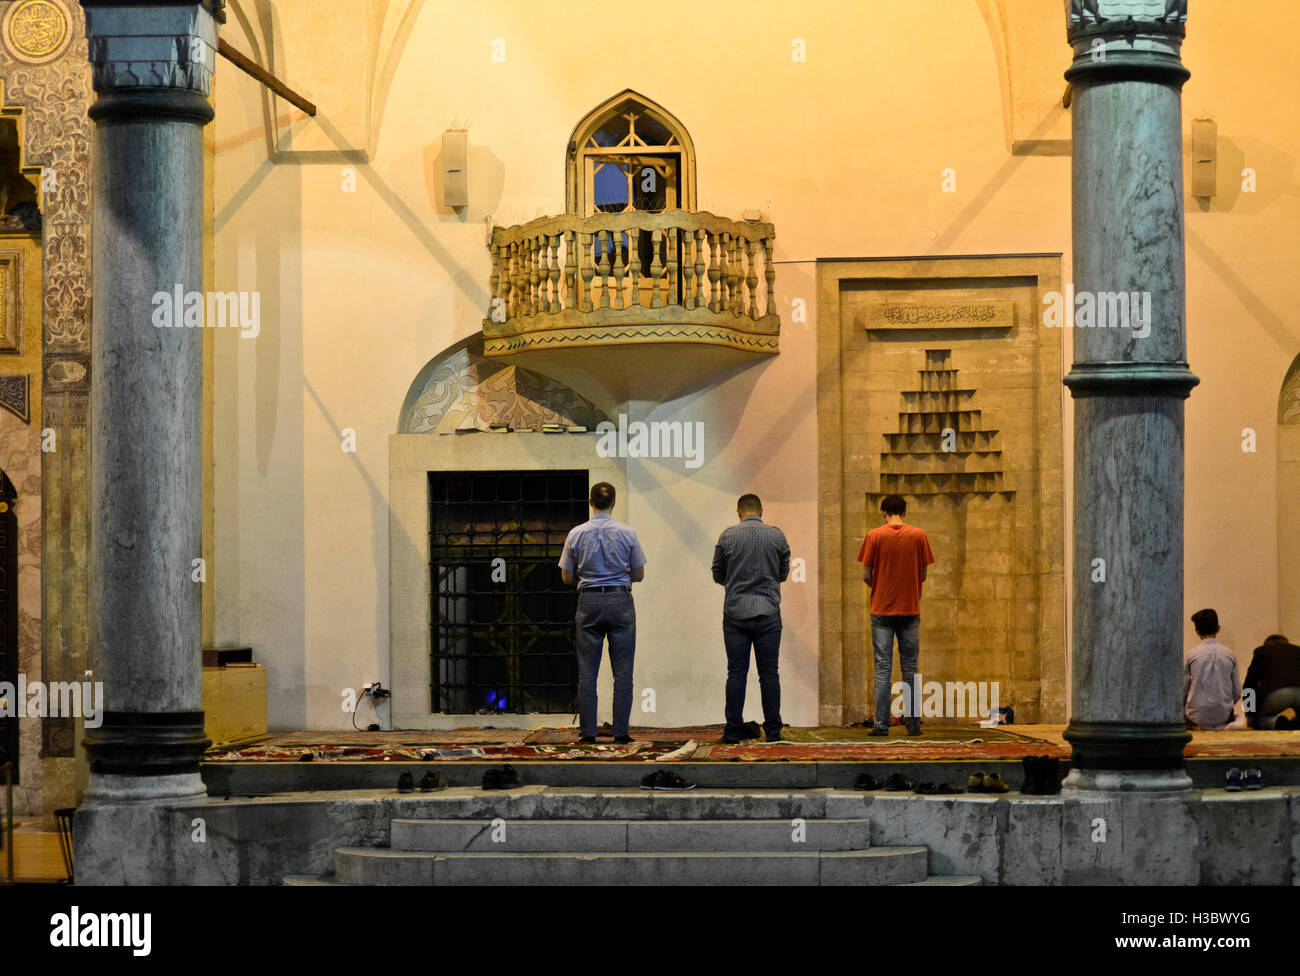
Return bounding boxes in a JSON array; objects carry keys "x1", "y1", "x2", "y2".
[{"x1": 429, "y1": 470, "x2": 588, "y2": 715}]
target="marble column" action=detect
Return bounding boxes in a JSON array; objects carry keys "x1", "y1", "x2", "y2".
[
  {"x1": 80, "y1": 0, "x2": 221, "y2": 804},
  {"x1": 1061, "y1": 0, "x2": 1197, "y2": 792}
]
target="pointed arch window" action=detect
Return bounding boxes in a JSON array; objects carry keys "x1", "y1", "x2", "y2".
[{"x1": 566, "y1": 91, "x2": 697, "y2": 217}]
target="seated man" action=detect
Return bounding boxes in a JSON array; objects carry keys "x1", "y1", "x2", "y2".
[
  {"x1": 1183, "y1": 608, "x2": 1240, "y2": 731},
  {"x1": 1243, "y1": 634, "x2": 1300, "y2": 729}
]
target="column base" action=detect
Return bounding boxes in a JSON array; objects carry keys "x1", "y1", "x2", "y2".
[
  {"x1": 83, "y1": 770, "x2": 207, "y2": 805},
  {"x1": 83, "y1": 710, "x2": 211, "y2": 778},
  {"x1": 1061, "y1": 767, "x2": 1193, "y2": 794},
  {"x1": 1063, "y1": 719, "x2": 1192, "y2": 793}
]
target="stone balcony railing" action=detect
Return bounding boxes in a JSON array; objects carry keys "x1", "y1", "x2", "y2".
[{"x1": 482, "y1": 209, "x2": 780, "y2": 357}]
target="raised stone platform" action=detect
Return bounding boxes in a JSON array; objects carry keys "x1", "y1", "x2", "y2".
[{"x1": 73, "y1": 784, "x2": 1300, "y2": 886}]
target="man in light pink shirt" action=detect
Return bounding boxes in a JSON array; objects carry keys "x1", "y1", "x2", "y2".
[{"x1": 1183, "y1": 608, "x2": 1240, "y2": 731}]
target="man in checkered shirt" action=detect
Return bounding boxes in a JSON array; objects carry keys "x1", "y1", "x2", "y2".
[{"x1": 711, "y1": 493, "x2": 791, "y2": 743}]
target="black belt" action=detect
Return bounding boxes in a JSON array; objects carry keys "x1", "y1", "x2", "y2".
[{"x1": 580, "y1": 585, "x2": 631, "y2": 593}]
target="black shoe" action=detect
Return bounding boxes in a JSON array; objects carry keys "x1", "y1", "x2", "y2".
[
  {"x1": 482, "y1": 765, "x2": 522, "y2": 790},
  {"x1": 614, "y1": 735, "x2": 634, "y2": 745},
  {"x1": 765, "y1": 733, "x2": 787, "y2": 743},
  {"x1": 578, "y1": 735, "x2": 597, "y2": 744},
  {"x1": 1021, "y1": 756, "x2": 1041, "y2": 795},
  {"x1": 419, "y1": 770, "x2": 446, "y2": 792},
  {"x1": 868, "y1": 726, "x2": 890, "y2": 737},
  {"x1": 854, "y1": 773, "x2": 882, "y2": 790},
  {"x1": 721, "y1": 736, "x2": 741, "y2": 745},
  {"x1": 397, "y1": 772, "x2": 414, "y2": 794},
  {"x1": 741, "y1": 720, "x2": 762, "y2": 740},
  {"x1": 884, "y1": 772, "x2": 913, "y2": 791},
  {"x1": 1040, "y1": 756, "x2": 1061, "y2": 795},
  {"x1": 905, "y1": 720, "x2": 922, "y2": 736},
  {"x1": 641, "y1": 770, "x2": 696, "y2": 791},
  {"x1": 915, "y1": 781, "x2": 939, "y2": 794}
]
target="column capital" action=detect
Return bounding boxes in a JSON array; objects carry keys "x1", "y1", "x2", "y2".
[
  {"x1": 1066, "y1": 0, "x2": 1187, "y2": 37},
  {"x1": 81, "y1": 0, "x2": 224, "y2": 96},
  {"x1": 1065, "y1": 0, "x2": 1189, "y2": 88}
]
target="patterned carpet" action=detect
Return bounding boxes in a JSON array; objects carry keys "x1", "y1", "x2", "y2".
[{"x1": 203, "y1": 724, "x2": 1300, "y2": 764}]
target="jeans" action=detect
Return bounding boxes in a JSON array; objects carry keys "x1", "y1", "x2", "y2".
[
  {"x1": 722, "y1": 612, "x2": 783, "y2": 739},
  {"x1": 575, "y1": 590, "x2": 635, "y2": 738},
  {"x1": 871, "y1": 614, "x2": 920, "y2": 728}
]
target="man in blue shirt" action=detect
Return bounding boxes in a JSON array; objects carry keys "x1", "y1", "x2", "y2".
[
  {"x1": 712, "y1": 493, "x2": 791, "y2": 743},
  {"x1": 559, "y1": 482, "x2": 647, "y2": 744}
]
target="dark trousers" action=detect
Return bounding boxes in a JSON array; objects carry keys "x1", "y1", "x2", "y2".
[
  {"x1": 1250, "y1": 686, "x2": 1300, "y2": 729},
  {"x1": 575, "y1": 590, "x2": 635, "y2": 738},
  {"x1": 723, "y1": 612, "x2": 783, "y2": 739}
]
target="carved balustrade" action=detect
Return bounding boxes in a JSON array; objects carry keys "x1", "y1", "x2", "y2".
[{"x1": 482, "y1": 209, "x2": 779, "y2": 355}]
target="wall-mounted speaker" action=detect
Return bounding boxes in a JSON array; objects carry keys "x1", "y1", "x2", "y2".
[
  {"x1": 1192, "y1": 118, "x2": 1217, "y2": 199},
  {"x1": 440, "y1": 130, "x2": 468, "y2": 210}
]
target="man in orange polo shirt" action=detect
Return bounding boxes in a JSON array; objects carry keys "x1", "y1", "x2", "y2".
[{"x1": 858, "y1": 494, "x2": 935, "y2": 736}]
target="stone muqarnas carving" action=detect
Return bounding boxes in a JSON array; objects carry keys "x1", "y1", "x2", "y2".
[{"x1": 1067, "y1": 0, "x2": 1188, "y2": 27}]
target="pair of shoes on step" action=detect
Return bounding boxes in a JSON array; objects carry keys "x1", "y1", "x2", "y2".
[
  {"x1": 914, "y1": 781, "x2": 962, "y2": 795},
  {"x1": 1020, "y1": 755, "x2": 1061, "y2": 795},
  {"x1": 966, "y1": 771, "x2": 1010, "y2": 793},
  {"x1": 641, "y1": 769, "x2": 695, "y2": 791},
  {"x1": 1225, "y1": 767, "x2": 1262, "y2": 792},
  {"x1": 397, "y1": 770, "x2": 447, "y2": 793},
  {"x1": 482, "y1": 765, "x2": 522, "y2": 790}
]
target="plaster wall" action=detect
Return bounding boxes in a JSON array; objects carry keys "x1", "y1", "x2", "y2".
[{"x1": 210, "y1": 0, "x2": 1300, "y2": 730}]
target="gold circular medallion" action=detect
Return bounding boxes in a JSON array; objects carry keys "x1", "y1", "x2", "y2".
[{"x1": 3, "y1": 0, "x2": 72, "y2": 66}]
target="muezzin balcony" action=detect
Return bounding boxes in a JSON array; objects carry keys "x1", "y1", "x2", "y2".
[{"x1": 480, "y1": 91, "x2": 780, "y2": 407}]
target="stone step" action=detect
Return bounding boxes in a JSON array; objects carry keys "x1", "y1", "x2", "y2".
[
  {"x1": 390, "y1": 818, "x2": 871, "y2": 853},
  {"x1": 333, "y1": 846, "x2": 928, "y2": 886},
  {"x1": 289, "y1": 788, "x2": 879, "y2": 821},
  {"x1": 285, "y1": 867, "x2": 974, "y2": 886}
]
